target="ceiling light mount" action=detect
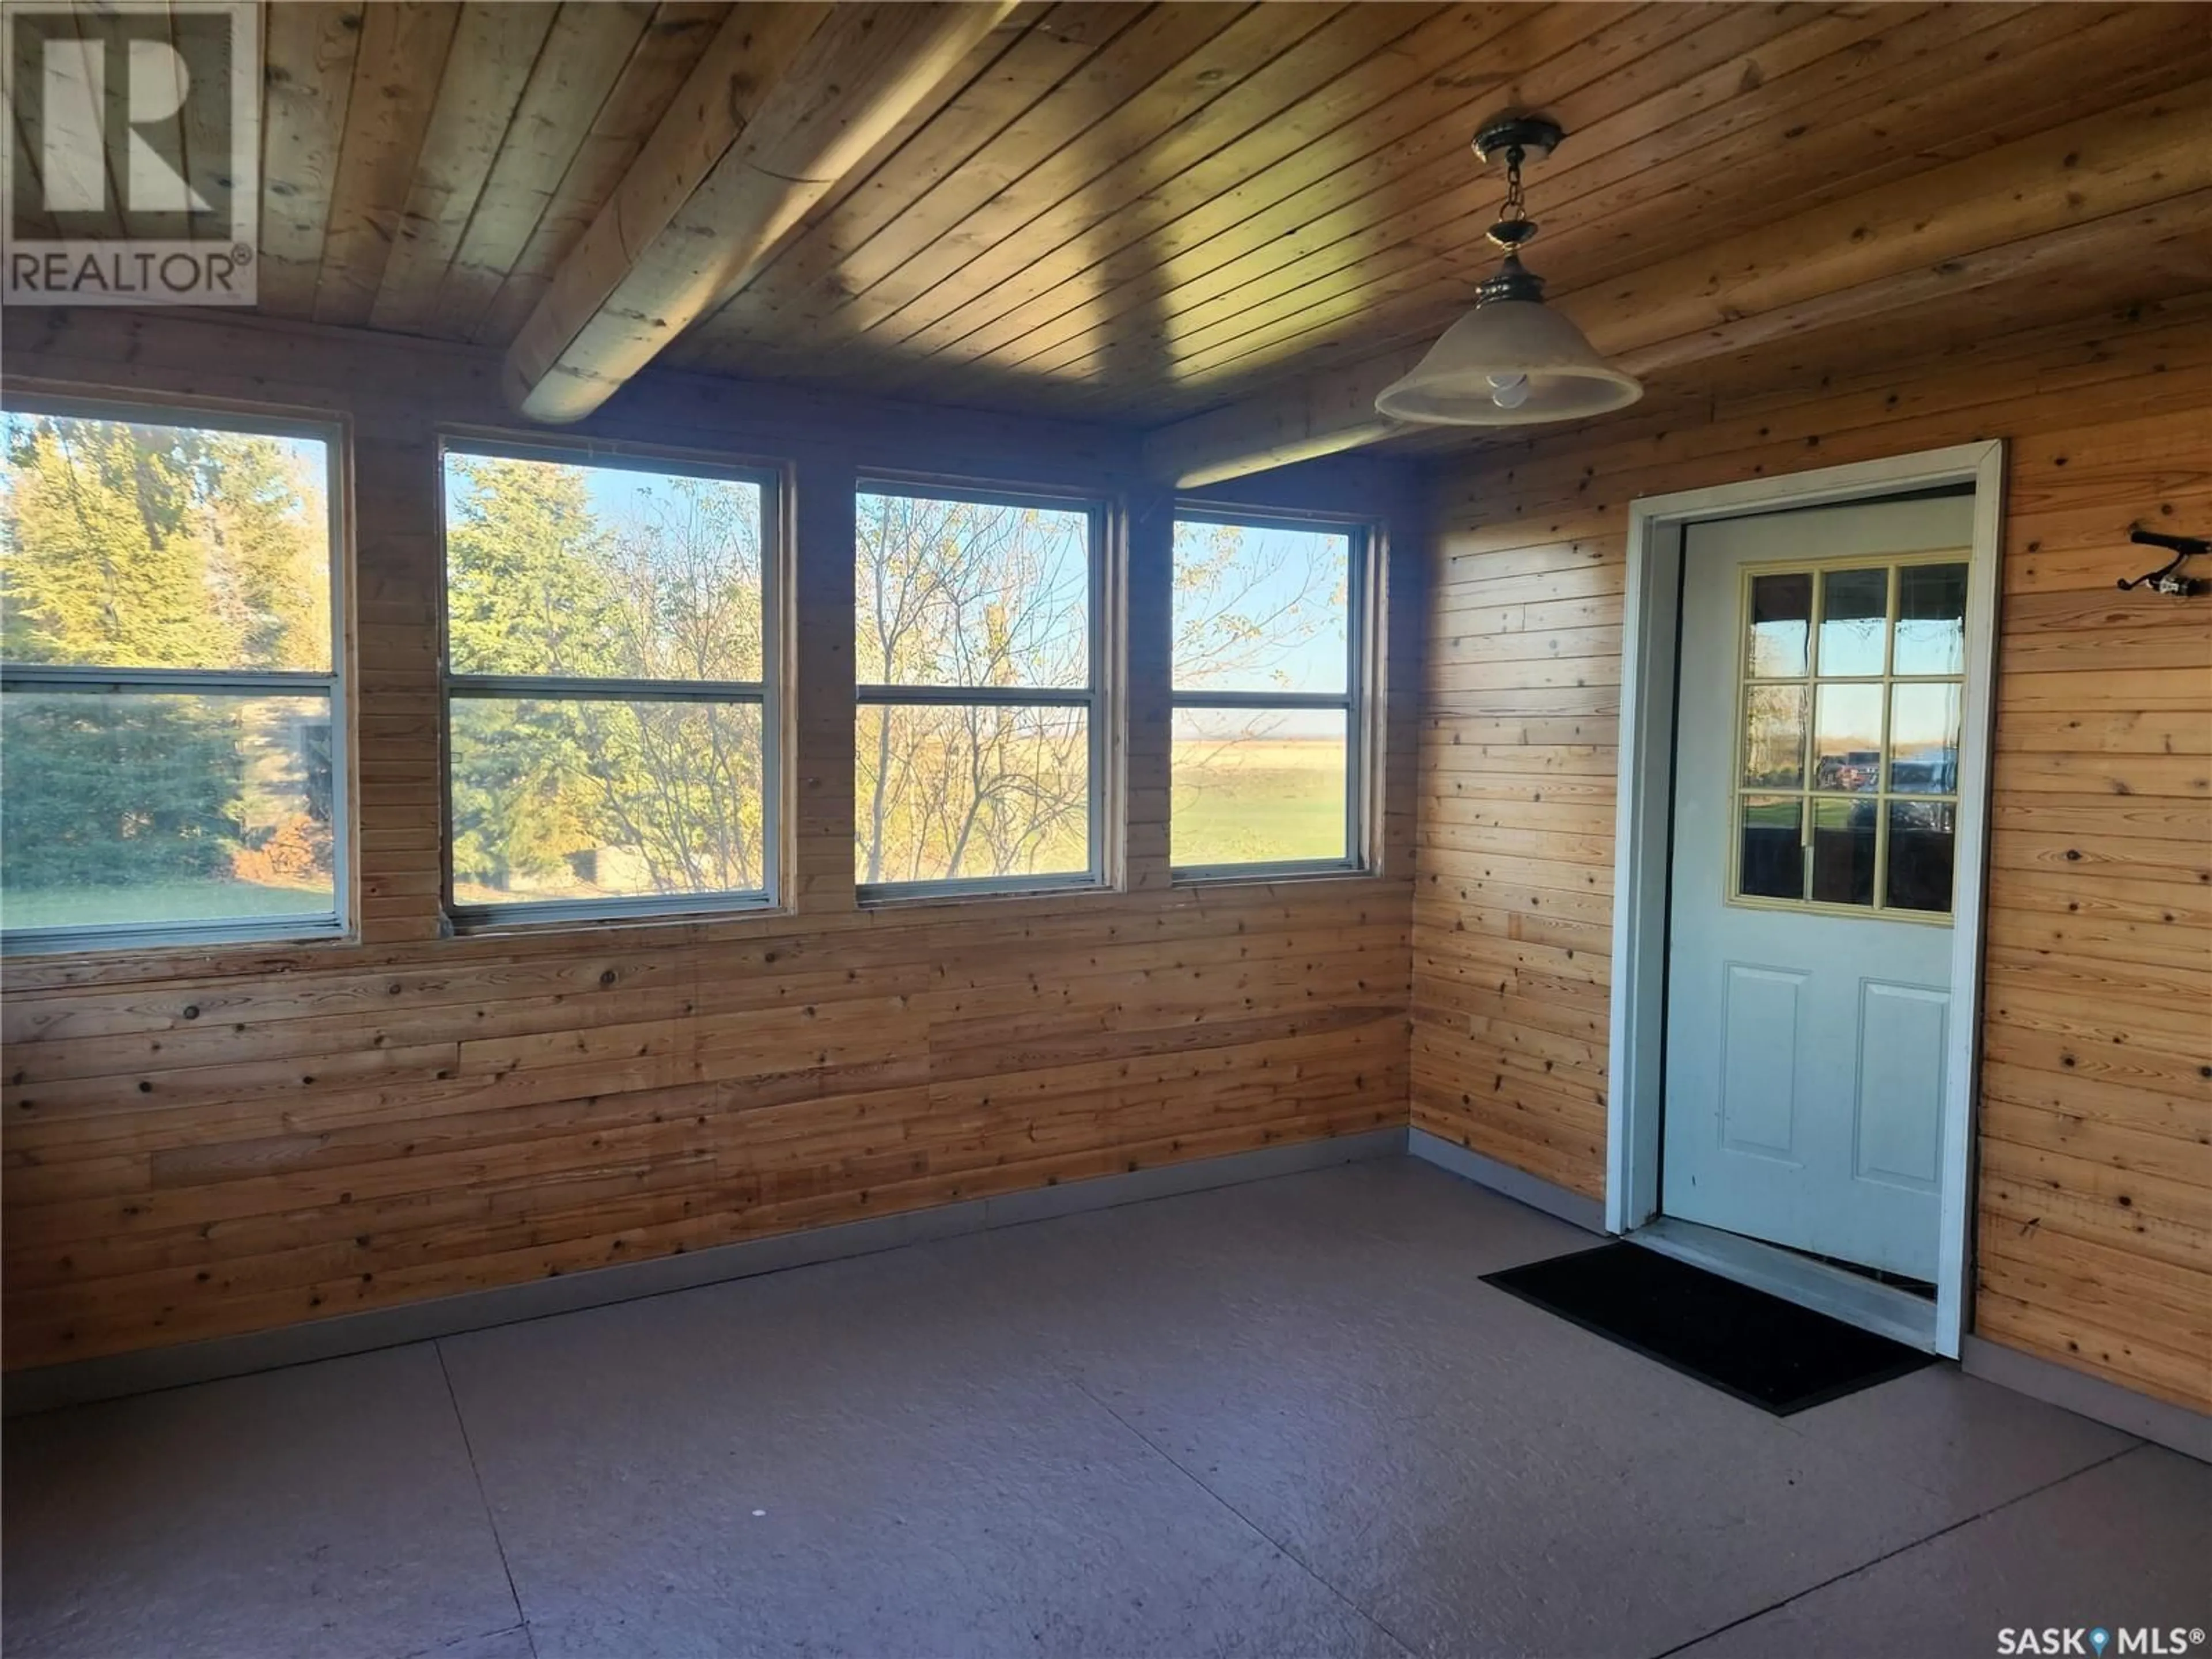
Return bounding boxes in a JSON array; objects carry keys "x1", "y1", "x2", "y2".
[
  {"x1": 1375, "y1": 111, "x2": 1641, "y2": 428},
  {"x1": 1471, "y1": 115, "x2": 1563, "y2": 166}
]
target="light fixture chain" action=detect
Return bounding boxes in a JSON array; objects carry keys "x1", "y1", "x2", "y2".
[{"x1": 1499, "y1": 145, "x2": 1527, "y2": 223}]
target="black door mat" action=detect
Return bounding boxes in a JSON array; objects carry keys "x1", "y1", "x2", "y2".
[{"x1": 1482, "y1": 1241, "x2": 1936, "y2": 1415}]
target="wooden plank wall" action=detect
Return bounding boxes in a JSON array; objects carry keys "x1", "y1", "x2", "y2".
[
  {"x1": 0, "y1": 308, "x2": 1422, "y2": 1372},
  {"x1": 1411, "y1": 295, "x2": 2212, "y2": 1411}
]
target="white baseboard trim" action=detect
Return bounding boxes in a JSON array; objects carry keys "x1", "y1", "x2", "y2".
[
  {"x1": 1406, "y1": 1128, "x2": 1606, "y2": 1233},
  {"x1": 1961, "y1": 1334, "x2": 2211, "y2": 1463},
  {"x1": 4, "y1": 1127, "x2": 1407, "y2": 1418}
]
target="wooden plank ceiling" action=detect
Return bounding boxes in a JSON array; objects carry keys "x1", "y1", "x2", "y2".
[{"x1": 244, "y1": 2, "x2": 2212, "y2": 433}]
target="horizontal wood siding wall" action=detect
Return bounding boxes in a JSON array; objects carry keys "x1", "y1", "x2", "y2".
[
  {"x1": 0, "y1": 310, "x2": 1421, "y2": 1371},
  {"x1": 1411, "y1": 297, "x2": 2212, "y2": 1411}
]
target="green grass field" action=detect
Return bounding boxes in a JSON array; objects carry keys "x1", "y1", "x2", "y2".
[
  {"x1": 0, "y1": 880, "x2": 331, "y2": 930},
  {"x1": 9, "y1": 745, "x2": 1350, "y2": 924},
  {"x1": 1172, "y1": 739, "x2": 1346, "y2": 867}
]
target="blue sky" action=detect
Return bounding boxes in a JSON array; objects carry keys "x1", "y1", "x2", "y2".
[
  {"x1": 1173, "y1": 518, "x2": 1351, "y2": 699},
  {"x1": 437, "y1": 450, "x2": 1351, "y2": 728}
]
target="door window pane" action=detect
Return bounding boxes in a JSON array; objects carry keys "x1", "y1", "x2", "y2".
[
  {"x1": 1817, "y1": 567, "x2": 1889, "y2": 676},
  {"x1": 1809, "y1": 797, "x2": 1878, "y2": 907},
  {"x1": 1172, "y1": 707, "x2": 1347, "y2": 868},
  {"x1": 1887, "y1": 801, "x2": 1956, "y2": 912},
  {"x1": 1743, "y1": 684, "x2": 1808, "y2": 788},
  {"x1": 1745, "y1": 571, "x2": 1811, "y2": 677},
  {"x1": 1889, "y1": 683, "x2": 1961, "y2": 794},
  {"x1": 1737, "y1": 794, "x2": 1804, "y2": 900},
  {"x1": 1732, "y1": 554, "x2": 1968, "y2": 920},
  {"x1": 855, "y1": 703, "x2": 1091, "y2": 887},
  {"x1": 1813, "y1": 683, "x2": 1884, "y2": 791},
  {"x1": 1894, "y1": 563, "x2": 1967, "y2": 676}
]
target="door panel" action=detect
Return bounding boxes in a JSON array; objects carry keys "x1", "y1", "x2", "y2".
[
  {"x1": 1854, "y1": 981, "x2": 1949, "y2": 1190},
  {"x1": 1663, "y1": 495, "x2": 1974, "y2": 1281},
  {"x1": 1720, "y1": 964, "x2": 1802, "y2": 1157}
]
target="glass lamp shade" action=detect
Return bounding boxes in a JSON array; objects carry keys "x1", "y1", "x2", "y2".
[{"x1": 1374, "y1": 299, "x2": 1642, "y2": 426}]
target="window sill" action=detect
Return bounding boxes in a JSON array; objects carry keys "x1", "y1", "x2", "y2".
[
  {"x1": 0, "y1": 918, "x2": 351, "y2": 959},
  {"x1": 855, "y1": 874, "x2": 1112, "y2": 911},
  {"x1": 1169, "y1": 862, "x2": 1377, "y2": 890},
  {"x1": 445, "y1": 893, "x2": 787, "y2": 938}
]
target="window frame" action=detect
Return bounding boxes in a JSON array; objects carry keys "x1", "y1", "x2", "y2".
[
  {"x1": 1727, "y1": 550, "x2": 1968, "y2": 925},
  {"x1": 0, "y1": 391, "x2": 351, "y2": 956},
  {"x1": 1169, "y1": 504, "x2": 1376, "y2": 883},
  {"x1": 437, "y1": 434, "x2": 786, "y2": 930},
  {"x1": 853, "y1": 475, "x2": 1111, "y2": 904}
]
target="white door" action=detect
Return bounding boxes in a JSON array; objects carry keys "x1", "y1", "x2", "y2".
[{"x1": 1662, "y1": 494, "x2": 1975, "y2": 1282}]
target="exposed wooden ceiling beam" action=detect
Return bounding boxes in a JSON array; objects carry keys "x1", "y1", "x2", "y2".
[
  {"x1": 1143, "y1": 88, "x2": 2212, "y2": 487},
  {"x1": 503, "y1": 1, "x2": 1018, "y2": 424}
]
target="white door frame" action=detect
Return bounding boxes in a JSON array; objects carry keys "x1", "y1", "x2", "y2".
[{"x1": 1607, "y1": 441, "x2": 2005, "y2": 1357}]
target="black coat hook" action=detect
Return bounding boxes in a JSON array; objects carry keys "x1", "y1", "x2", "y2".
[{"x1": 2118, "y1": 528, "x2": 2208, "y2": 597}]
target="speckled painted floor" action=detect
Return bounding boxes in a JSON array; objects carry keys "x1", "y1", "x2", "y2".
[{"x1": 5, "y1": 1158, "x2": 2207, "y2": 1659}]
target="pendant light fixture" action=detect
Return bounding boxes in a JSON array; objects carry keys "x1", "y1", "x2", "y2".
[{"x1": 1375, "y1": 116, "x2": 1641, "y2": 426}]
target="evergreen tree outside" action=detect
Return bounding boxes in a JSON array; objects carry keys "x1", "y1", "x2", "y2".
[
  {"x1": 442, "y1": 451, "x2": 770, "y2": 908},
  {"x1": 1, "y1": 692, "x2": 244, "y2": 891},
  {"x1": 1, "y1": 410, "x2": 336, "y2": 935},
  {"x1": 2, "y1": 412, "x2": 1362, "y2": 937}
]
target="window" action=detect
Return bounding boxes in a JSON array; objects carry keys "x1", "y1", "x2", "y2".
[
  {"x1": 855, "y1": 483, "x2": 1104, "y2": 897},
  {"x1": 1171, "y1": 511, "x2": 1368, "y2": 874},
  {"x1": 1734, "y1": 556, "x2": 1968, "y2": 918},
  {"x1": 441, "y1": 444, "x2": 779, "y2": 924},
  {"x1": 0, "y1": 401, "x2": 344, "y2": 952}
]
